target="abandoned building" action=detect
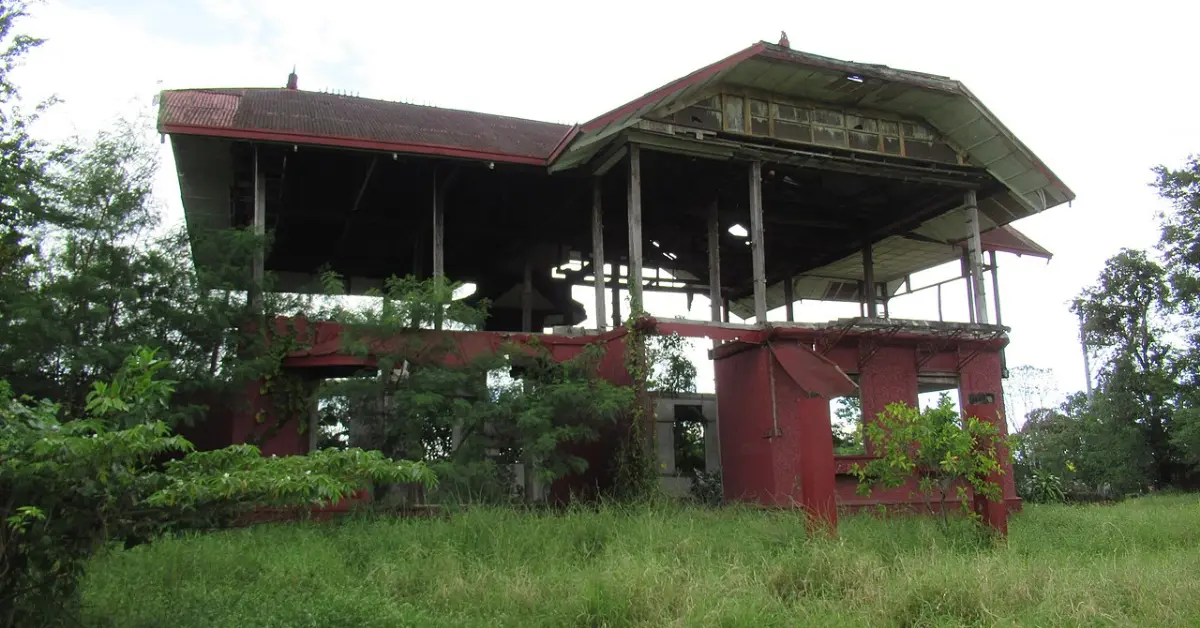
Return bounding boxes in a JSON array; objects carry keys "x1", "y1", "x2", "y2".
[{"x1": 159, "y1": 36, "x2": 1072, "y2": 532}]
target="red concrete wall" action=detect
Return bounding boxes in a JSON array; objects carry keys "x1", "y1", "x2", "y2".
[
  {"x1": 858, "y1": 345, "x2": 919, "y2": 454},
  {"x1": 715, "y1": 346, "x2": 776, "y2": 504},
  {"x1": 959, "y1": 349, "x2": 1018, "y2": 531},
  {"x1": 714, "y1": 342, "x2": 844, "y2": 530},
  {"x1": 229, "y1": 378, "x2": 310, "y2": 457}
]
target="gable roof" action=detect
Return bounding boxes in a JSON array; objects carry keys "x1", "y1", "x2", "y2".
[
  {"x1": 158, "y1": 88, "x2": 575, "y2": 165},
  {"x1": 556, "y1": 41, "x2": 1074, "y2": 225}
]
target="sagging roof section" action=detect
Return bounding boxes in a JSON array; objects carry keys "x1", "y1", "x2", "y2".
[{"x1": 158, "y1": 88, "x2": 574, "y2": 165}]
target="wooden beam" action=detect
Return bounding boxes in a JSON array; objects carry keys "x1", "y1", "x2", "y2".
[
  {"x1": 522, "y1": 258, "x2": 533, "y2": 332},
  {"x1": 251, "y1": 146, "x2": 266, "y2": 313},
  {"x1": 627, "y1": 144, "x2": 644, "y2": 313},
  {"x1": 990, "y1": 249, "x2": 1003, "y2": 326},
  {"x1": 592, "y1": 178, "x2": 607, "y2": 331},
  {"x1": 432, "y1": 170, "x2": 445, "y2": 281},
  {"x1": 965, "y1": 190, "x2": 989, "y2": 324},
  {"x1": 783, "y1": 278, "x2": 794, "y2": 322},
  {"x1": 862, "y1": 239, "x2": 877, "y2": 318},
  {"x1": 432, "y1": 170, "x2": 445, "y2": 329},
  {"x1": 707, "y1": 198, "x2": 721, "y2": 324},
  {"x1": 611, "y1": 274, "x2": 622, "y2": 328},
  {"x1": 749, "y1": 161, "x2": 767, "y2": 323}
]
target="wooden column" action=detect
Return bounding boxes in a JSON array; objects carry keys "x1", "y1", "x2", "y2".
[
  {"x1": 432, "y1": 171, "x2": 445, "y2": 281},
  {"x1": 707, "y1": 199, "x2": 722, "y2": 323},
  {"x1": 989, "y1": 250, "x2": 1003, "y2": 326},
  {"x1": 591, "y1": 178, "x2": 607, "y2": 331},
  {"x1": 783, "y1": 278, "x2": 794, "y2": 322},
  {"x1": 521, "y1": 258, "x2": 533, "y2": 333},
  {"x1": 962, "y1": 252, "x2": 976, "y2": 324},
  {"x1": 965, "y1": 190, "x2": 989, "y2": 324},
  {"x1": 432, "y1": 170, "x2": 446, "y2": 329},
  {"x1": 627, "y1": 145, "x2": 644, "y2": 314},
  {"x1": 862, "y1": 240, "x2": 877, "y2": 318},
  {"x1": 251, "y1": 147, "x2": 266, "y2": 313},
  {"x1": 611, "y1": 275, "x2": 622, "y2": 328},
  {"x1": 748, "y1": 161, "x2": 768, "y2": 323}
]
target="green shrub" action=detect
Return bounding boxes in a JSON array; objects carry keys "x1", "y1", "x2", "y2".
[
  {"x1": 852, "y1": 394, "x2": 1009, "y2": 524},
  {"x1": 0, "y1": 348, "x2": 435, "y2": 627}
]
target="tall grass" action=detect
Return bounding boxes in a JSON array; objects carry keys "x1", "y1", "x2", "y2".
[{"x1": 81, "y1": 495, "x2": 1200, "y2": 627}]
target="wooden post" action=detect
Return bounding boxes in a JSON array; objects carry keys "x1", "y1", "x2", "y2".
[
  {"x1": 989, "y1": 250, "x2": 1003, "y2": 326},
  {"x1": 862, "y1": 240, "x2": 877, "y2": 318},
  {"x1": 251, "y1": 147, "x2": 266, "y2": 313},
  {"x1": 783, "y1": 278, "x2": 794, "y2": 322},
  {"x1": 723, "y1": 298, "x2": 731, "y2": 323},
  {"x1": 627, "y1": 145, "x2": 644, "y2": 314},
  {"x1": 611, "y1": 274, "x2": 622, "y2": 328},
  {"x1": 592, "y1": 178, "x2": 607, "y2": 331},
  {"x1": 522, "y1": 258, "x2": 533, "y2": 333},
  {"x1": 707, "y1": 198, "x2": 722, "y2": 348},
  {"x1": 707, "y1": 199, "x2": 722, "y2": 323},
  {"x1": 748, "y1": 161, "x2": 767, "y2": 323},
  {"x1": 965, "y1": 190, "x2": 989, "y2": 324},
  {"x1": 937, "y1": 283, "x2": 944, "y2": 322},
  {"x1": 432, "y1": 170, "x2": 446, "y2": 330}
]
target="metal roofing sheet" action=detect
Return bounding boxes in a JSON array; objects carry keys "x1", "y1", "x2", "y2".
[{"x1": 159, "y1": 88, "x2": 573, "y2": 163}]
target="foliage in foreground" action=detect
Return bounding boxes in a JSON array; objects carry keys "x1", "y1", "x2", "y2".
[
  {"x1": 0, "y1": 349, "x2": 435, "y2": 627},
  {"x1": 852, "y1": 395, "x2": 1007, "y2": 523},
  {"x1": 79, "y1": 495, "x2": 1200, "y2": 627}
]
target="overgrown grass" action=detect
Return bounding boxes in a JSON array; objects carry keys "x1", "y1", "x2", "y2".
[{"x1": 81, "y1": 495, "x2": 1200, "y2": 627}]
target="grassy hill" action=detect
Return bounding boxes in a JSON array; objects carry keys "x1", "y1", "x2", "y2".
[{"x1": 81, "y1": 495, "x2": 1200, "y2": 627}]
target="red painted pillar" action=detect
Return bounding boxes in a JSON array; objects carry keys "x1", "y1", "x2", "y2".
[
  {"x1": 958, "y1": 346, "x2": 1012, "y2": 534},
  {"x1": 858, "y1": 344, "x2": 919, "y2": 453},
  {"x1": 795, "y1": 395, "x2": 838, "y2": 533},
  {"x1": 715, "y1": 346, "x2": 775, "y2": 504}
]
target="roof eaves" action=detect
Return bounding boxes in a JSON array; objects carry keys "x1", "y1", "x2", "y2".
[
  {"x1": 161, "y1": 124, "x2": 550, "y2": 166},
  {"x1": 545, "y1": 124, "x2": 581, "y2": 165}
]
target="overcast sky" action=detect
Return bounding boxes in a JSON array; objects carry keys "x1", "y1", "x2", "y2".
[{"x1": 16, "y1": 0, "x2": 1199, "y2": 416}]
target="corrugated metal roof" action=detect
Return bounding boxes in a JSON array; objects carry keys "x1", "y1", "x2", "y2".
[
  {"x1": 558, "y1": 41, "x2": 1075, "y2": 225},
  {"x1": 158, "y1": 88, "x2": 573, "y2": 164}
]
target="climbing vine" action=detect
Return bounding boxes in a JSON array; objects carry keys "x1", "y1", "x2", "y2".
[{"x1": 612, "y1": 309, "x2": 657, "y2": 501}]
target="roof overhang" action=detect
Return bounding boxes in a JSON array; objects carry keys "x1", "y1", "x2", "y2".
[{"x1": 552, "y1": 41, "x2": 1074, "y2": 227}]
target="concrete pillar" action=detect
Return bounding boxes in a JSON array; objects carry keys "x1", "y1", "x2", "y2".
[{"x1": 959, "y1": 347, "x2": 1013, "y2": 534}]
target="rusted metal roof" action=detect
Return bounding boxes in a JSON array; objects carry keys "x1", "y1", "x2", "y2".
[
  {"x1": 558, "y1": 41, "x2": 1075, "y2": 224},
  {"x1": 158, "y1": 88, "x2": 573, "y2": 165}
]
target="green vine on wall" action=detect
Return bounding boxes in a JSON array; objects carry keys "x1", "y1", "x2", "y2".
[
  {"x1": 244, "y1": 316, "x2": 320, "y2": 448},
  {"x1": 612, "y1": 309, "x2": 657, "y2": 501}
]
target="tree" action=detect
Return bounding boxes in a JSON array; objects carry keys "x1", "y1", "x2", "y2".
[
  {"x1": 852, "y1": 394, "x2": 1007, "y2": 524},
  {"x1": 316, "y1": 274, "x2": 634, "y2": 504},
  {"x1": 1003, "y1": 365, "x2": 1057, "y2": 432},
  {"x1": 1071, "y1": 249, "x2": 1178, "y2": 487},
  {"x1": 832, "y1": 394, "x2": 863, "y2": 454}
]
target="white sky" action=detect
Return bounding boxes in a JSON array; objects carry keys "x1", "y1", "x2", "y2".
[{"x1": 16, "y1": 0, "x2": 1199, "y2": 415}]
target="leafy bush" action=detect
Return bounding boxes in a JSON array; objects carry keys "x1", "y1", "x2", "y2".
[
  {"x1": 852, "y1": 395, "x2": 1008, "y2": 524},
  {"x1": 0, "y1": 348, "x2": 435, "y2": 627},
  {"x1": 1022, "y1": 467, "x2": 1066, "y2": 503},
  {"x1": 319, "y1": 274, "x2": 634, "y2": 503}
]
